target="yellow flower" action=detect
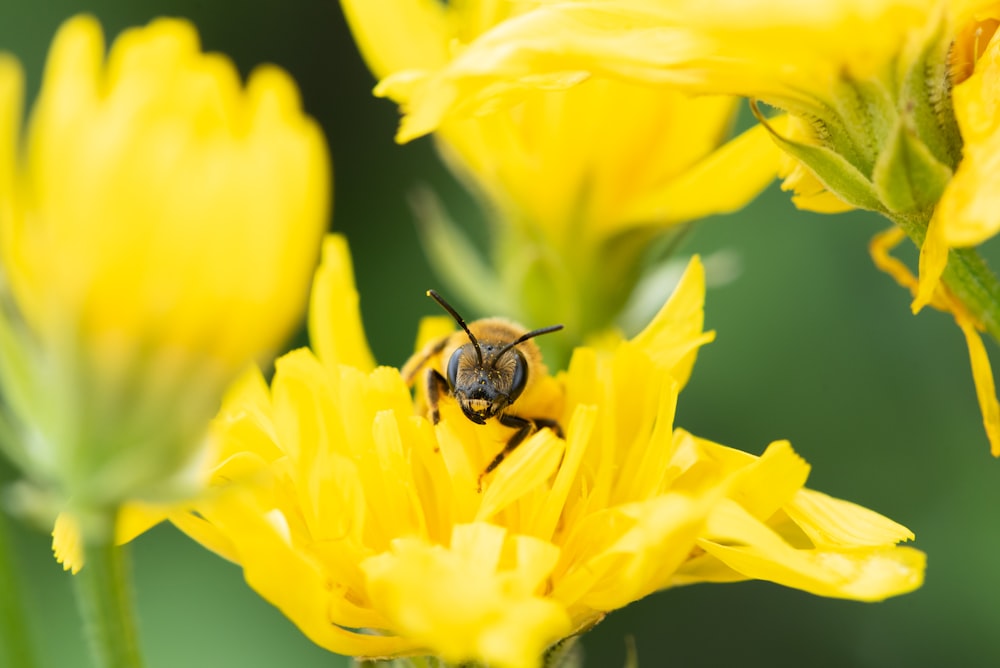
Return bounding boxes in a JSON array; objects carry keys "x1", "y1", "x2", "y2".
[
  {"x1": 340, "y1": 0, "x2": 780, "y2": 349},
  {"x1": 0, "y1": 15, "x2": 329, "y2": 531},
  {"x1": 920, "y1": 15, "x2": 1000, "y2": 306},
  {"x1": 170, "y1": 234, "x2": 924, "y2": 668},
  {"x1": 365, "y1": 0, "x2": 985, "y2": 268},
  {"x1": 372, "y1": 0, "x2": 943, "y2": 136},
  {"x1": 359, "y1": 0, "x2": 1000, "y2": 457}
]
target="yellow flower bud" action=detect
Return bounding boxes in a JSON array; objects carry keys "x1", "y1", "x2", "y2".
[
  {"x1": 340, "y1": 0, "x2": 781, "y2": 352},
  {"x1": 0, "y1": 15, "x2": 329, "y2": 525}
]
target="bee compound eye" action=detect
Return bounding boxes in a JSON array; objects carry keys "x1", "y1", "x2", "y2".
[
  {"x1": 447, "y1": 346, "x2": 466, "y2": 387},
  {"x1": 508, "y1": 349, "x2": 528, "y2": 402}
]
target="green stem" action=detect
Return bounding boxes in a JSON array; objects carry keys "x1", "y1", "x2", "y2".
[
  {"x1": 893, "y1": 213, "x2": 1000, "y2": 342},
  {"x1": 0, "y1": 508, "x2": 38, "y2": 668},
  {"x1": 71, "y1": 512, "x2": 145, "y2": 668}
]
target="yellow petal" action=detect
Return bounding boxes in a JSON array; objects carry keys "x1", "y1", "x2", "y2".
[
  {"x1": 915, "y1": 212, "x2": 949, "y2": 312},
  {"x1": 52, "y1": 513, "x2": 83, "y2": 575},
  {"x1": 477, "y1": 429, "x2": 564, "y2": 522},
  {"x1": 630, "y1": 254, "x2": 715, "y2": 386},
  {"x1": 52, "y1": 502, "x2": 167, "y2": 573},
  {"x1": 785, "y1": 489, "x2": 915, "y2": 548},
  {"x1": 203, "y1": 488, "x2": 417, "y2": 657},
  {"x1": 525, "y1": 405, "x2": 597, "y2": 541},
  {"x1": 167, "y1": 509, "x2": 240, "y2": 564},
  {"x1": 309, "y1": 234, "x2": 376, "y2": 373},
  {"x1": 560, "y1": 494, "x2": 712, "y2": 611},
  {"x1": 727, "y1": 440, "x2": 811, "y2": 521},
  {"x1": 362, "y1": 525, "x2": 571, "y2": 668},
  {"x1": 438, "y1": 80, "x2": 741, "y2": 245},
  {"x1": 624, "y1": 119, "x2": 781, "y2": 224},
  {"x1": 697, "y1": 500, "x2": 925, "y2": 601},
  {"x1": 790, "y1": 190, "x2": 857, "y2": 213},
  {"x1": 339, "y1": 0, "x2": 450, "y2": 79},
  {"x1": 956, "y1": 315, "x2": 1000, "y2": 456},
  {"x1": 375, "y1": 0, "x2": 942, "y2": 141},
  {"x1": 0, "y1": 54, "x2": 22, "y2": 220},
  {"x1": 116, "y1": 502, "x2": 168, "y2": 544},
  {"x1": 934, "y1": 25, "x2": 1000, "y2": 248}
]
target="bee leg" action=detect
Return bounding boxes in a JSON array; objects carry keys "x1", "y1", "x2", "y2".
[
  {"x1": 488, "y1": 415, "x2": 534, "y2": 472},
  {"x1": 474, "y1": 414, "x2": 531, "y2": 492},
  {"x1": 401, "y1": 335, "x2": 449, "y2": 386},
  {"x1": 478, "y1": 416, "x2": 565, "y2": 491},
  {"x1": 425, "y1": 368, "x2": 450, "y2": 425},
  {"x1": 533, "y1": 417, "x2": 563, "y2": 439}
]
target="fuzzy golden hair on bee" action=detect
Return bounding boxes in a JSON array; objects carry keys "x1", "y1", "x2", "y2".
[{"x1": 402, "y1": 290, "x2": 564, "y2": 489}]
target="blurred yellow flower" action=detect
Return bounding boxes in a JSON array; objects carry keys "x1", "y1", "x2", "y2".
[
  {"x1": 363, "y1": 0, "x2": 987, "y2": 276},
  {"x1": 0, "y1": 15, "x2": 329, "y2": 533},
  {"x1": 356, "y1": 0, "x2": 1000, "y2": 457},
  {"x1": 920, "y1": 15, "x2": 1000, "y2": 306},
  {"x1": 340, "y1": 0, "x2": 780, "y2": 348},
  {"x1": 371, "y1": 0, "x2": 944, "y2": 137},
  {"x1": 170, "y1": 234, "x2": 924, "y2": 668}
]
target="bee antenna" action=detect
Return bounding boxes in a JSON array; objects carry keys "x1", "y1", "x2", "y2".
[
  {"x1": 427, "y1": 290, "x2": 483, "y2": 365},
  {"x1": 497, "y1": 324, "x2": 564, "y2": 358}
]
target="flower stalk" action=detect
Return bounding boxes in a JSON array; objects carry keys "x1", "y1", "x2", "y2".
[
  {"x1": 70, "y1": 508, "x2": 144, "y2": 668},
  {"x1": 0, "y1": 507, "x2": 38, "y2": 668}
]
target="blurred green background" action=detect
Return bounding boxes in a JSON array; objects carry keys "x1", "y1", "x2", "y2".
[{"x1": 2, "y1": 2, "x2": 999, "y2": 667}]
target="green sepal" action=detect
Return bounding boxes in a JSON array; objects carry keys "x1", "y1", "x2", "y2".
[
  {"x1": 872, "y1": 116, "x2": 953, "y2": 214},
  {"x1": 409, "y1": 186, "x2": 508, "y2": 318},
  {"x1": 350, "y1": 636, "x2": 587, "y2": 668},
  {"x1": 353, "y1": 658, "x2": 450, "y2": 668},
  {"x1": 750, "y1": 102, "x2": 884, "y2": 212},
  {"x1": 542, "y1": 635, "x2": 585, "y2": 668},
  {"x1": 896, "y1": 14, "x2": 962, "y2": 168}
]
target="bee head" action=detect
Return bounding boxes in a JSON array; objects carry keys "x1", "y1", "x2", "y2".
[
  {"x1": 426, "y1": 290, "x2": 563, "y2": 425},
  {"x1": 447, "y1": 342, "x2": 528, "y2": 423}
]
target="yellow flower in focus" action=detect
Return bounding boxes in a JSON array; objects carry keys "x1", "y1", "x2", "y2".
[
  {"x1": 340, "y1": 0, "x2": 781, "y2": 348},
  {"x1": 171, "y1": 234, "x2": 924, "y2": 668},
  {"x1": 0, "y1": 16, "x2": 329, "y2": 531}
]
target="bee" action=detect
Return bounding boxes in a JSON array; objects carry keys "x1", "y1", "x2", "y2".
[{"x1": 402, "y1": 290, "x2": 564, "y2": 488}]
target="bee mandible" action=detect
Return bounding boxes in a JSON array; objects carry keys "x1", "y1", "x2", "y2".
[{"x1": 402, "y1": 290, "x2": 564, "y2": 487}]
